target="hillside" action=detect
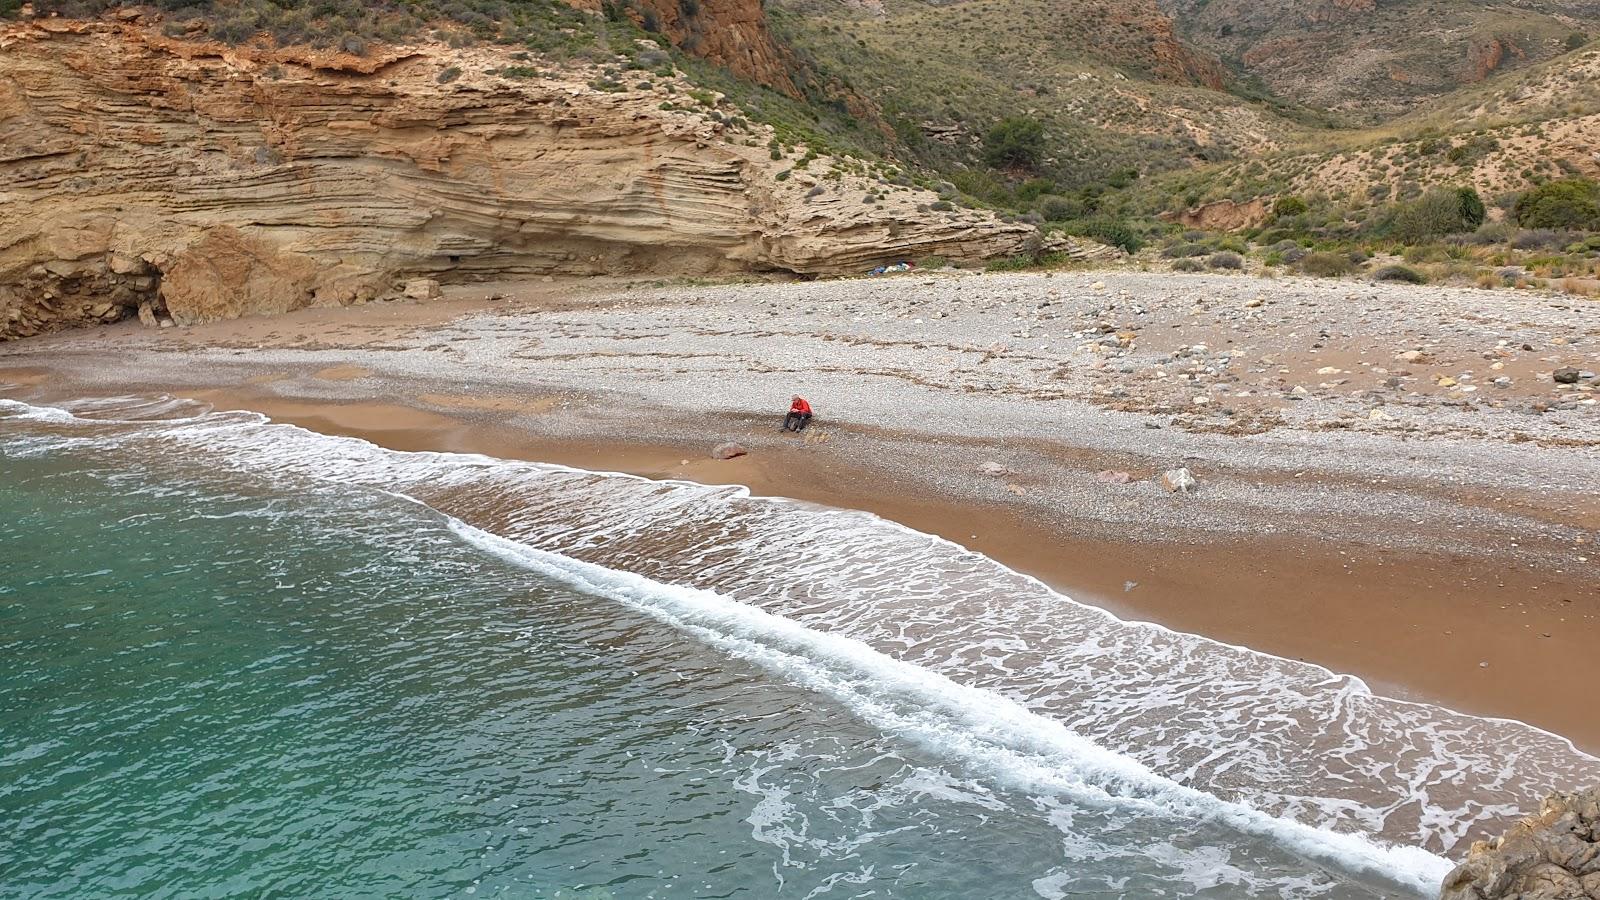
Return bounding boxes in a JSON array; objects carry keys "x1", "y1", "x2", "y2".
[
  {"x1": 1132, "y1": 41, "x2": 1600, "y2": 220},
  {"x1": 767, "y1": 0, "x2": 1311, "y2": 193},
  {"x1": 1155, "y1": 0, "x2": 1591, "y2": 122}
]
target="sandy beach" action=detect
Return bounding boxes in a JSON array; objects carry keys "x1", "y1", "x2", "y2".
[{"x1": 3, "y1": 269, "x2": 1597, "y2": 751}]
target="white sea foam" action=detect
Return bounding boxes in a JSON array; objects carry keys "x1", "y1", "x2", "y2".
[
  {"x1": 5, "y1": 393, "x2": 1598, "y2": 881},
  {"x1": 447, "y1": 517, "x2": 1452, "y2": 895}
]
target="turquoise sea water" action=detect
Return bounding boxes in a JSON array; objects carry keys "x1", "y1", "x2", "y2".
[{"x1": 3, "y1": 396, "x2": 1596, "y2": 898}]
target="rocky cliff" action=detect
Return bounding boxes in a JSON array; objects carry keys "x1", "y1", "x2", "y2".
[
  {"x1": 575, "y1": 0, "x2": 802, "y2": 96},
  {"x1": 0, "y1": 18, "x2": 1047, "y2": 339},
  {"x1": 1440, "y1": 788, "x2": 1600, "y2": 900}
]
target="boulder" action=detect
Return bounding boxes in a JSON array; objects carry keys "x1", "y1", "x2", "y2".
[
  {"x1": 136, "y1": 302, "x2": 158, "y2": 327},
  {"x1": 979, "y1": 461, "x2": 1011, "y2": 478},
  {"x1": 159, "y1": 227, "x2": 318, "y2": 326},
  {"x1": 403, "y1": 278, "x2": 443, "y2": 301},
  {"x1": 710, "y1": 442, "x2": 748, "y2": 460},
  {"x1": 1160, "y1": 468, "x2": 1197, "y2": 494},
  {"x1": 1440, "y1": 788, "x2": 1600, "y2": 900},
  {"x1": 1553, "y1": 368, "x2": 1581, "y2": 384}
]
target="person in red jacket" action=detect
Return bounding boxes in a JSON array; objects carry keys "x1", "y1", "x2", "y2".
[{"x1": 783, "y1": 395, "x2": 813, "y2": 432}]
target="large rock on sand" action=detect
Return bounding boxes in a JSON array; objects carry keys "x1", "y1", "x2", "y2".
[{"x1": 1439, "y1": 788, "x2": 1600, "y2": 900}]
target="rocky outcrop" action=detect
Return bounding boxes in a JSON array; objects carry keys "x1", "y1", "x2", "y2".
[
  {"x1": 1439, "y1": 788, "x2": 1600, "y2": 900},
  {"x1": 0, "y1": 19, "x2": 1042, "y2": 339},
  {"x1": 577, "y1": 0, "x2": 801, "y2": 96},
  {"x1": 1171, "y1": 198, "x2": 1269, "y2": 231}
]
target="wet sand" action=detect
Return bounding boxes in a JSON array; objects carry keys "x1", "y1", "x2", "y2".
[{"x1": 2, "y1": 272, "x2": 1597, "y2": 752}]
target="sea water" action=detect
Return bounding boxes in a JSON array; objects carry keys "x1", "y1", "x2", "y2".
[{"x1": 3, "y1": 395, "x2": 1597, "y2": 898}]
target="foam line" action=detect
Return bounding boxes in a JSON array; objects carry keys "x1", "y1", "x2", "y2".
[{"x1": 444, "y1": 515, "x2": 1454, "y2": 896}]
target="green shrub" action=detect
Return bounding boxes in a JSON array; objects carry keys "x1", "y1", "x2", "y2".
[
  {"x1": 437, "y1": 66, "x2": 462, "y2": 84},
  {"x1": 1373, "y1": 264, "x2": 1427, "y2": 284},
  {"x1": 1066, "y1": 218, "x2": 1143, "y2": 253},
  {"x1": 1392, "y1": 187, "x2": 1476, "y2": 242},
  {"x1": 987, "y1": 255, "x2": 1036, "y2": 272},
  {"x1": 1272, "y1": 195, "x2": 1308, "y2": 219},
  {"x1": 930, "y1": 200, "x2": 954, "y2": 212},
  {"x1": 1171, "y1": 258, "x2": 1204, "y2": 272},
  {"x1": 1299, "y1": 251, "x2": 1356, "y2": 277},
  {"x1": 1209, "y1": 251, "x2": 1244, "y2": 270},
  {"x1": 1513, "y1": 178, "x2": 1600, "y2": 230},
  {"x1": 982, "y1": 116, "x2": 1046, "y2": 170},
  {"x1": 1456, "y1": 188, "x2": 1487, "y2": 228},
  {"x1": 1566, "y1": 33, "x2": 1588, "y2": 51},
  {"x1": 1161, "y1": 242, "x2": 1208, "y2": 258}
]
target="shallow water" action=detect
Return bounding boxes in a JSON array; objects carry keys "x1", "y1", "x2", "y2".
[{"x1": 3, "y1": 395, "x2": 1596, "y2": 897}]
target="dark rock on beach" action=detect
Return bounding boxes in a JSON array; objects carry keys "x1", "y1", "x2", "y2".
[{"x1": 1439, "y1": 788, "x2": 1600, "y2": 900}]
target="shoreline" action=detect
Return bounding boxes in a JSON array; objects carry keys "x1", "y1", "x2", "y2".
[{"x1": 3, "y1": 272, "x2": 1598, "y2": 753}]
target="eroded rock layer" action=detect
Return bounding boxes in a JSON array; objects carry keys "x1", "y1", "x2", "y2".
[
  {"x1": 1440, "y1": 788, "x2": 1600, "y2": 900},
  {"x1": 0, "y1": 20, "x2": 1038, "y2": 338}
]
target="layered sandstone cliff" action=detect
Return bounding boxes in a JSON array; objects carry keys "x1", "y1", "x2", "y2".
[
  {"x1": 0, "y1": 19, "x2": 1047, "y2": 339},
  {"x1": 1439, "y1": 788, "x2": 1600, "y2": 900}
]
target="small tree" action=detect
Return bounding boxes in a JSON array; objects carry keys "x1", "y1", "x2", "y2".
[
  {"x1": 1514, "y1": 178, "x2": 1600, "y2": 230},
  {"x1": 983, "y1": 116, "x2": 1046, "y2": 170},
  {"x1": 1456, "y1": 187, "x2": 1486, "y2": 228}
]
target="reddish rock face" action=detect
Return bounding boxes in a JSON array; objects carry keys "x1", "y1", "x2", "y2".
[{"x1": 567, "y1": 0, "x2": 802, "y2": 96}]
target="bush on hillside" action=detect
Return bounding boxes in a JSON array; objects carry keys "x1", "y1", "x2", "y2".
[
  {"x1": 983, "y1": 116, "x2": 1046, "y2": 170},
  {"x1": 1171, "y1": 258, "x2": 1204, "y2": 272},
  {"x1": 1208, "y1": 251, "x2": 1244, "y2": 270},
  {"x1": 1456, "y1": 187, "x2": 1487, "y2": 228},
  {"x1": 1271, "y1": 195, "x2": 1308, "y2": 220},
  {"x1": 1161, "y1": 242, "x2": 1208, "y2": 258},
  {"x1": 1372, "y1": 264, "x2": 1427, "y2": 284},
  {"x1": 1391, "y1": 187, "x2": 1483, "y2": 242},
  {"x1": 1066, "y1": 218, "x2": 1143, "y2": 253},
  {"x1": 1514, "y1": 178, "x2": 1600, "y2": 230},
  {"x1": 1299, "y1": 251, "x2": 1356, "y2": 277}
]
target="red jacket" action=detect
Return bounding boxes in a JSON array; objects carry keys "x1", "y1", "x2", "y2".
[{"x1": 790, "y1": 397, "x2": 812, "y2": 415}]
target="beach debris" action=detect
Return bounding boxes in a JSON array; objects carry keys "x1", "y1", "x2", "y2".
[
  {"x1": 403, "y1": 278, "x2": 442, "y2": 300},
  {"x1": 1552, "y1": 367, "x2": 1581, "y2": 384},
  {"x1": 867, "y1": 261, "x2": 914, "y2": 276},
  {"x1": 979, "y1": 461, "x2": 1011, "y2": 478},
  {"x1": 710, "y1": 442, "x2": 747, "y2": 460},
  {"x1": 1095, "y1": 470, "x2": 1133, "y2": 484},
  {"x1": 1123, "y1": 580, "x2": 1138, "y2": 592},
  {"x1": 1160, "y1": 468, "x2": 1197, "y2": 494}
]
